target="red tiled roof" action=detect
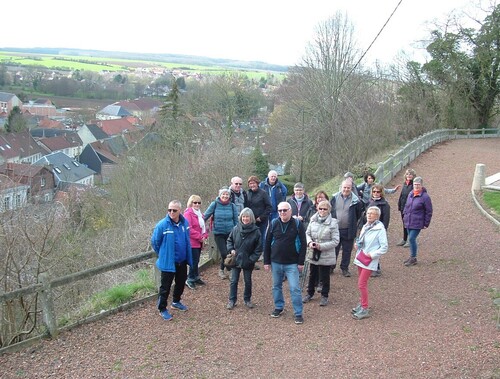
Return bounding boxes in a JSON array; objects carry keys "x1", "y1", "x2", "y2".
[{"x1": 97, "y1": 118, "x2": 138, "y2": 136}]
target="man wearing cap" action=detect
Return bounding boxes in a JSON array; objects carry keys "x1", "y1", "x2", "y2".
[
  {"x1": 151, "y1": 200, "x2": 193, "y2": 321},
  {"x1": 229, "y1": 176, "x2": 248, "y2": 214},
  {"x1": 288, "y1": 182, "x2": 314, "y2": 228}
]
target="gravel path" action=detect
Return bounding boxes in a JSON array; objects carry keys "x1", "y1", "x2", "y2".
[{"x1": 1, "y1": 139, "x2": 499, "y2": 379}]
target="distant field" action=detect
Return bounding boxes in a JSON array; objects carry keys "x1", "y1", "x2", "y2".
[{"x1": 0, "y1": 51, "x2": 281, "y2": 80}]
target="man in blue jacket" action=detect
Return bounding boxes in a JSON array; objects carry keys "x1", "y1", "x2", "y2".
[{"x1": 151, "y1": 200, "x2": 193, "y2": 321}]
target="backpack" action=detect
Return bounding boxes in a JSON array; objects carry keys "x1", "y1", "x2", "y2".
[{"x1": 270, "y1": 218, "x2": 301, "y2": 254}]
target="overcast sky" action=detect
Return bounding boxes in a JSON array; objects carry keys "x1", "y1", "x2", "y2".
[{"x1": 1, "y1": 0, "x2": 494, "y2": 66}]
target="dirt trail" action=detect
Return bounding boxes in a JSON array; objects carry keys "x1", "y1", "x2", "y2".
[{"x1": 1, "y1": 139, "x2": 499, "y2": 379}]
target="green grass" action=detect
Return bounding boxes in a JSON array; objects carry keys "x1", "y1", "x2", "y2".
[
  {"x1": 0, "y1": 51, "x2": 285, "y2": 80},
  {"x1": 59, "y1": 269, "x2": 156, "y2": 326},
  {"x1": 483, "y1": 191, "x2": 500, "y2": 215}
]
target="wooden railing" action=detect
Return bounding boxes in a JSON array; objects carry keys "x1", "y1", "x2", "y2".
[
  {"x1": 0, "y1": 252, "x2": 157, "y2": 354},
  {"x1": 1, "y1": 127, "x2": 499, "y2": 353}
]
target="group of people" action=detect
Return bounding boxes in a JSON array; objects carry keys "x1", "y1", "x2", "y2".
[{"x1": 150, "y1": 168, "x2": 433, "y2": 322}]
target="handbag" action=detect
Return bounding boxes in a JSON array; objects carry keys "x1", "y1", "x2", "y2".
[
  {"x1": 224, "y1": 254, "x2": 236, "y2": 268},
  {"x1": 357, "y1": 250, "x2": 372, "y2": 266}
]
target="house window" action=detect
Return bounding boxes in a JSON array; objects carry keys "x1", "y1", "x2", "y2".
[
  {"x1": 54, "y1": 167, "x2": 62, "y2": 174},
  {"x1": 15, "y1": 194, "x2": 21, "y2": 208},
  {"x1": 4, "y1": 197, "x2": 10, "y2": 211},
  {"x1": 41, "y1": 177, "x2": 46, "y2": 187}
]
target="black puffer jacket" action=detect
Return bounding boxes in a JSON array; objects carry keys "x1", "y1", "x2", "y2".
[
  {"x1": 226, "y1": 223, "x2": 262, "y2": 270},
  {"x1": 398, "y1": 180, "x2": 413, "y2": 212}
]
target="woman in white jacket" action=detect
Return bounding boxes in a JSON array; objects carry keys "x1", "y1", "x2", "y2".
[
  {"x1": 352, "y1": 206, "x2": 388, "y2": 320},
  {"x1": 302, "y1": 200, "x2": 339, "y2": 306}
]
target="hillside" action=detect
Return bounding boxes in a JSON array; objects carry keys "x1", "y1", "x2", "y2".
[{"x1": 0, "y1": 47, "x2": 289, "y2": 73}]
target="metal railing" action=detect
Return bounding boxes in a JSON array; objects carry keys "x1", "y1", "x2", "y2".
[
  {"x1": 374, "y1": 128, "x2": 500, "y2": 186},
  {"x1": 1, "y1": 127, "x2": 498, "y2": 353}
]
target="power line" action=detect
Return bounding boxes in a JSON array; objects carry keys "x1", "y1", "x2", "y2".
[{"x1": 342, "y1": 0, "x2": 404, "y2": 85}]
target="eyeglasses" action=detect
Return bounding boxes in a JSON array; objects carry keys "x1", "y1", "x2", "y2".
[
  {"x1": 277, "y1": 209, "x2": 289, "y2": 213},
  {"x1": 193, "y1": 201, "x2": 201, "y2": 205},
  {"x1": 168, "y1": 209, "x2": 179, "y2": 213},
  {"x1": 234, "y1": 183, "x2": 243, "y2": 186},
  {"x1": 318, "y1": 207, "x2": 328, "y2": 211},
  {"x1": 372, "y1": 190, "x2": 381, "y2": 193}
]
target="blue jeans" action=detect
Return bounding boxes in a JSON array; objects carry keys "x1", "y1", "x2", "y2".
[
  {"x1": 271, "y1": 262, "x2": 303, "y2": 316},
  {"x1": 407, "y1": 229, "x2": 421, "y2": 258},
  {"x1": 187, "y1": 247, "x2": 201, "y2": 282},
  {"x1": 229, "y1": 267, "x2": 253, "y2": 303}
]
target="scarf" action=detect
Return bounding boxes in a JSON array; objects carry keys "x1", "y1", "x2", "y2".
[
  {"x1": 358, "y1": 220, "x2": 379, "y2": 247},
  {"x1": 317, "y1": 214, "x2": 328, "y2": 223},
  {"x1": 193, "y1": 208, "x2": 206, "y2": 233},
  {"x1": 413, "y1": 189, "x2": 421, "y2": 196}
]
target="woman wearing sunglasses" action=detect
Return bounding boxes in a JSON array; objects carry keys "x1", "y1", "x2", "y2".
[
  {"x1": 184, "y1": 195, "x2": 209, "y2": 289},
  {"x1": 302, "y1": 200, "x2": 339, "y2": 307}
]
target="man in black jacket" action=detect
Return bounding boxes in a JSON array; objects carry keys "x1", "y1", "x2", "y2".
[{"x1": 264, "y1": 202, "x2": 307, "y2": 324}]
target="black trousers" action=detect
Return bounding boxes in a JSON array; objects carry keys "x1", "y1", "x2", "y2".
[
  {"x1": 214, "y1": 233, "x2": 230, "y2": 270},
  {"x1": 157, "y1": 262, "x2": 188, "y2": 311},
  {"x1": 335, "y1": 228, "x2": 354, "y2": 271},
  {"x1": 307, "y1": 264, "x2": 331, "y2": 297}
]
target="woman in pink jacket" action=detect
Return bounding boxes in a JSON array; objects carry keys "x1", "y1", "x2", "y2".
[{"x1": 184, "y1": 195, "x2": 209, "y2": 289}]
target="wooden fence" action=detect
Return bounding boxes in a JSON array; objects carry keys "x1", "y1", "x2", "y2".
[{"x1": 1, "y1": 127, "x2": 499, "y2": 354}]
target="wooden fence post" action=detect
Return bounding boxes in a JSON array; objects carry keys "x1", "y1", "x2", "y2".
[{"x1": 38, "y1": 273, "x2": 58, "y2": 339}]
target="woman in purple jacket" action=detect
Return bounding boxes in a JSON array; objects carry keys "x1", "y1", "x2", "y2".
[{"x1": 403, "y1": 177, "x2": 433, "y2": 266}]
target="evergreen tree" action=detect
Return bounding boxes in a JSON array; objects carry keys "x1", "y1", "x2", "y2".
[
  {"x1": 5, "y1": 106, "x2": 27, "y2": 132},
  {"x1": 251, "y1": 146, "x2": 269, "y2": 180}
]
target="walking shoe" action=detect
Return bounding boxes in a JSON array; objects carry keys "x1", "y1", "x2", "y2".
[
  {"x1": 185, "y1": 280, "x2": 196, "y2": 290},
  {"x1": 302, "y1": 294, "x2": 313, "y2": 303},
  {"x1": 351, "y1": 303, "x2": 362, "y2": 314},
  {"x1": 226, "y1": 300, "x2": 235, "y2": 310},
  {"x1": 403, "y1": 241, "x2": 410, "y2": 248},
  {"x1": 159, "y1": 309, "x2": 173, "y2": 321},
  {"x1": 370, "y1": 270, "x2": 381, "y2": 278},
  {"x1": 396, "y1": 239, "x2": 406, "y2": 246},
  {"x1": 171, "y1": 301, "x2": 188, "y2": 312},
  {"x1": 219, "y1": 269, "x2": 228, "y2": 280},
  {"x1": 316, "y1": 285, "x2": 323, "y2": 293},
  {"x1": 195, "y1": 278, "x2": 206, "y2": 286},
  {"x1": 352, "y1": 307, "x2": 370, "y2": 320},
  {"x1": 271, "y1": 309, "x2": 284, "y2": 318},
  {"x1": 342, "y1": 269, "x2": 351, "y2": 277},
  {"x1": 244, "y1": 301, "x2": 255, "y2": 309},
  {"x1": 404, "y1": 257, "x2": 417, "y2": 266},
  {"x1": 294, "y1": 315, "x2": 304, "y2": 324},
  {"x1": 319, "y1": 296, "x2": 328, "y2": 306}
]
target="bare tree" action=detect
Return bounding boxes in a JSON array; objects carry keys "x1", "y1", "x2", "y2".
[{"x1": 269, "y1": 12, "x2": 398, "y2": 185}]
